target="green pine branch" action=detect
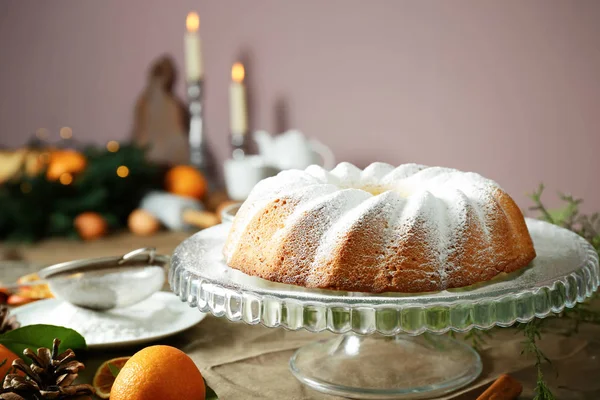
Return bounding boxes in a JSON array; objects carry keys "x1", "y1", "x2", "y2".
[
  {"x1": 518, "y1": 186, "x2": 600, "y2": 398},
  {"x1": 529, "y1": 184, "x2": 556, "y2": 224},
  {"x1": 464, "y1": 328, "x2": 493, "y2": 351},
  {"x1": 530, "y1": 184, "x2": 600, "y2": 253},
  {"x1": 0, "y1": 144, "x2": 162, "y2": 242},
  {"x1": 518, "y1": 320, "x2": 556, "y2": 400}
]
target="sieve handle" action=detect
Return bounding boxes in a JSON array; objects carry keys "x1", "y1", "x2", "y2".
[{"x1": 118, "y1": 247, "x2": 157, "y2": 265}]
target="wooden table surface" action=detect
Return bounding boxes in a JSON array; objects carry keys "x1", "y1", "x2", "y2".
[{"x1": 0, "y1": 231, "x2": 189, "y2": 267}]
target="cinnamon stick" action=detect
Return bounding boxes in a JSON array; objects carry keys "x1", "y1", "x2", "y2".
[{"x1": 476, "y1": 374, "x2": 523, "y2": 400}]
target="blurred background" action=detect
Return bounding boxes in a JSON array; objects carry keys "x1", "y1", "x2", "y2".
[{"x1": 1, "y1": 0, "x2": 599, "y2": 248}]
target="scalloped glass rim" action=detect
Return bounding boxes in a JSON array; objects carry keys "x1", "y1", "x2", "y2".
[{"x1": 169, "y1": 219, "x2": 599, "y2": 335}]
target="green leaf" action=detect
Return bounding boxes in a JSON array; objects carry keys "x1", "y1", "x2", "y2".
[
  {"x1": 203, "y1": 378, "x2": 219, "y2": 399},
  {"x1": 108, "y1": 362, "x2": 121, "y2": 378},
  {"x1": 0, "y1": 325, "x2": 86, "y2": 357}
]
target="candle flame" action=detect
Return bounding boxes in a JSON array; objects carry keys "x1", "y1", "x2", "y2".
[
  {"x1": 186, "y1": 12, "x2": 199, "y2": 32},
  {"x1": 232, "y1": 62, "x2": 245, "y2": 83}
]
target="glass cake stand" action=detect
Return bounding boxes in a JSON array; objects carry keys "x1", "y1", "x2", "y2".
[{"x1": 169, "y1": 218, "x2": 599, "y2": 399}]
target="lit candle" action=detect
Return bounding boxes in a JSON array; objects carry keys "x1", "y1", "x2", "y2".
[
  {"x1": 184, "y1": 12, "x2": 203, "y2": 81},
  {"x1": 230, "y1": 62, "x2": 248, "y2": 135}
]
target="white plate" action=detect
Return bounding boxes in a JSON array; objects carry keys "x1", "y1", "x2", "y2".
[{"x1": 12, "y1": 292, "x2": 206, "y2": 349}]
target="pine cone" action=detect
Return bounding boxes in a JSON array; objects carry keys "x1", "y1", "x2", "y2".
[
  {"x1": 0, "y1": 306, "x2": 20, "y2": 334},
  {"x1": 0, "y1": 339, "x2": 94, "y2": 400}
]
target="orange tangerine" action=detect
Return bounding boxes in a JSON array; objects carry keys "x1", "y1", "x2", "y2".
[
  {"x1": 110, "y1": 346, "x2": 205, "y2": 400},
  {"x1": 165, "y1": 165, "x2": 208, "y2": 200}
]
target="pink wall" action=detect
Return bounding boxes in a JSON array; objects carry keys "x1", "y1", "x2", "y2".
[{"x1": 1, "y1": 0, "x2": 599, "y2": 212}]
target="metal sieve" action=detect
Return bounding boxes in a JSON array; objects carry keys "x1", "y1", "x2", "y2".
[{"x1": 36, "y1": 248, "x2": 169, "y2": 311}]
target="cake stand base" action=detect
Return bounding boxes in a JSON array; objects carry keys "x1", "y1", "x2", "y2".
[{"x1": 289, "y1": 334, "x2": 482, "y2": 399}]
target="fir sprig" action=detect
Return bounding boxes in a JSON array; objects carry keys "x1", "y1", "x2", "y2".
[
  {"x1": 0, "y1": 144, "x2": 162, "y2": 242},
  {"x1": 518, "y1": 320, "x2": 556, "y2": 400},
  {"x1": 530, "y1": 184, "x2": 600, "y2": 251},
  {"x1": 464, "y1": 328, "x2": 493, "y2": 351},
  {"x1": 530, "y1": 184, "x2": 600, "y2": 317},
  {"x1": 529, "y1": 184, "x2": 557, "y2": 224},
  {"x1": 521, "y1": 185, "x2": 600, "y2": 398}
]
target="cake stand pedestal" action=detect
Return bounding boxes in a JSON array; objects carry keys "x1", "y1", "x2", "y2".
[
  {"x1": 169, "y1": 219, "x2": 599, "y2": 399},
  {"x1": 289, "y1": 334, "x2": 481, "y2": 399}
]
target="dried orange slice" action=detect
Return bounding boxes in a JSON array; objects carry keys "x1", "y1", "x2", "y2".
[
  {"x1": 93, "y1": 356, "x2": 131, "y2": 399},
  {"x1": 16, "y1": 272, "x2": 40, "y2": 284},
  {"x1": 15, "y1": 272, "x2": 54, "y2": 301}
]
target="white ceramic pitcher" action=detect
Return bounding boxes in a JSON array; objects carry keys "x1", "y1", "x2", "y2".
[{"x1": 254, "y1": 130, "x2": 335, "y2": 171}]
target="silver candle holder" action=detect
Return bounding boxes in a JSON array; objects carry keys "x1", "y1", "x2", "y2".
[
  {"x1": 230, "y1": 132, "x2": 251, "y2": 159},
  {"x1": 187, "y1": 79, "x2": 219, "y2": 189},
  {"x1": 187, "y1": 79, "x2": 206, "y2": 169}
]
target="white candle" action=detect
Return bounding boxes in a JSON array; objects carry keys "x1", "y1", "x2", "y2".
[
  {"x1": 230, "y1": 62, "x2": 248, "y2": 135},
  {"x1": 184, "y1": 12, "x2": 203, "y2": 81}
]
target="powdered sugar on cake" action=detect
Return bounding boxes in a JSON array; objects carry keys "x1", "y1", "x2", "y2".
[{"x1": 223, "y1": 162, "x2": 536, "y2": 293}]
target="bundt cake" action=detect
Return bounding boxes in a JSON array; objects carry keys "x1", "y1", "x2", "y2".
[{"x1": 223, "y1": 162, "x2": 536, "y2": 293}]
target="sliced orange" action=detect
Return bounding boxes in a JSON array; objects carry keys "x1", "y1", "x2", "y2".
[{"x1": 93, "y1": 356, "x2": 131, "y2": 399}]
